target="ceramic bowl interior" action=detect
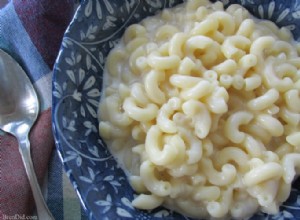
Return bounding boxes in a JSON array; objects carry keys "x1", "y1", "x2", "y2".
[{"x1": 52, "y1": 1, "x2": 300, "y2": 219}]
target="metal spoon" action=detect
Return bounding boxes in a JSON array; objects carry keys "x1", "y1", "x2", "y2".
[{"x1": 0, "y1": 49, "x2": 54, "y2": 220}]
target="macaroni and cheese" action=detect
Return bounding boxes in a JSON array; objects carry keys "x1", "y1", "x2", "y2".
[{"x1": 98, "y1": 0, "x2": 300, "y2": 219}]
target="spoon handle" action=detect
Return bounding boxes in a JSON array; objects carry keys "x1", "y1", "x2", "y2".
[{"x1": 18, "y1": 135, "x2": 55, "y2": 220}]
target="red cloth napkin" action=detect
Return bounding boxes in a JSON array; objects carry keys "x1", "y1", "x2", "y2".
[
  {"x1": 0, "y1": 0, "x2": 74, "y2": 218},
  {"x1": 0, "y1": 110, "x2": 53, "y2": 217}
]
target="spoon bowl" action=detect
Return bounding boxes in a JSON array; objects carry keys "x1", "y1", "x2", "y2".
[
  {"x1": 0, "y1": 48, "x2": 54, "y2": 220},
  {"x1": 0, "y1": 50, "x2": 37, "y2": 136}
]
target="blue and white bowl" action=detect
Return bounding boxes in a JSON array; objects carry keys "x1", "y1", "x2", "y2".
[{"x1": 52, "y1": 1, "x2": 300, "y2": 219}]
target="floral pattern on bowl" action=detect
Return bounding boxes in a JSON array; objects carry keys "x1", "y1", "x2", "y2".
[{"x1": 52, "y1": 0, "x2": 300, "y2": 219}]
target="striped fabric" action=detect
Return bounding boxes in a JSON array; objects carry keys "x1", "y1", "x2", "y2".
[
  {"x1": 0, "y1": 1, "x2": 87, "y2": 219},
  {"x1": 0, "y1": 1, "x2": 7, "y2": 8}
]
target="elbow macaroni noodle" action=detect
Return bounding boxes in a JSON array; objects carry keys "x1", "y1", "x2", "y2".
[{"x1": 98, "y1": 0, "x2": 300, "y2": 219}]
